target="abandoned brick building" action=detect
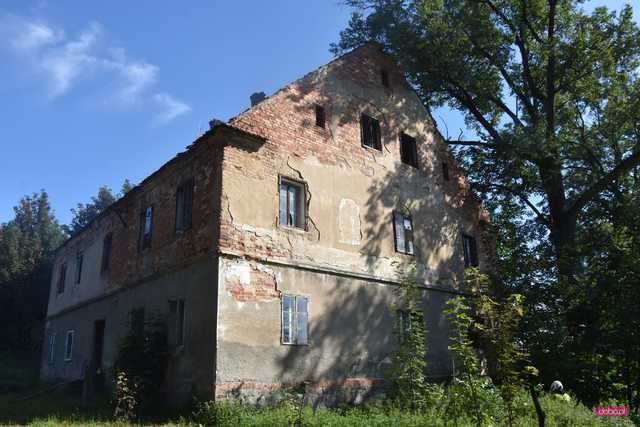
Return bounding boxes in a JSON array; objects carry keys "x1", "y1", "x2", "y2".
[{"x1": 40, "y1": 43, "x2": 490, "y2": 403}]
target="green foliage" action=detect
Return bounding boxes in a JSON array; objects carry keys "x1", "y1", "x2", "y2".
[
  {"x1": 386, "y1": 266, "x2": 433, "y2": 411},
  {"x1": 113, "y1": 310, "x2": 168, "y2": 420},
  {"x1": 0, "y1": 191, "x2": 65, "y2": 354}
]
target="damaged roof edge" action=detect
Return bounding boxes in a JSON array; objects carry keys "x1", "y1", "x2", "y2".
[{"x1": 53, "y1": 122, "x2": 267, "y2": 255}]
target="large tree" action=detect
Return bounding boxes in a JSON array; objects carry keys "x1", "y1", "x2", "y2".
[
  {"x1": 0, "y1": 191, "x2": 65, "y2": 352},
  {"x1": 334, "y1": 0, "x2": 640, "y2": 284},
  {"x1": 335, "y1": 0, "x2": 640, "y2": 406}
]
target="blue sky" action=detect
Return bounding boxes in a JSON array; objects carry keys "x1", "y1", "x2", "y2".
[{"x1": 0, "y1": 1, "x2": 636, "y2": 225}]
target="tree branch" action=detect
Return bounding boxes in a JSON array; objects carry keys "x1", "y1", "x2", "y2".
[
  {"x1": 568, "y1": 147, "x2": 640, "y2": 217},
  {"x1": 474, "y1": 182, "x2": 551, "y2": 227}
]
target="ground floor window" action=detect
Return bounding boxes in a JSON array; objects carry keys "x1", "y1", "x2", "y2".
[
  {"x1": 64, "y1": 330, "x2": 74, "y2": 361},
  {"x1": 282, "y1": 295, "x2": 308, "y2": 345}
]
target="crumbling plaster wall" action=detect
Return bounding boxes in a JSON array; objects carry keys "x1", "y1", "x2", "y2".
[
  {"x1": 222, "y1": 44, "x2": 490, "y2": 289},
  {"x1": 214, "y1": 45, "x2": 491, "y2": 399},
  {"x1": 215, "y1": 256, "x2": 451, "y2": 402}
]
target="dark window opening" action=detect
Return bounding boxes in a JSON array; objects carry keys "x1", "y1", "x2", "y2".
[
  {"x1": 462, "y1": 234, "x2": 479, "y2": 267},
  {"x1": 130, "y1": 307, "x2": 145, "y2": 339},
  {"x1": 75, "y1": 252, "x2": 83, "y2": 284},
  {"x1": 93, "y1": 319, "x2": 105, "y2": 369},
  {"x1": 175, "y1": 178, "x2": 194, "y2": 233},
  {"x1": 64, "y1": 330, "x2": 74, "y2": 361},
  {"x1": 400, "y1": 133, "x2": 419, "y2": 168},
  {"x1": 393, "y1": 212, "x2": 415, "y2": 255},
  {"x1": 315, "y1": 104, "x2": 325, "y2": 129},
  {"x1": 101, "y1": 233, "x2": 112, "y2": 273},
  {"x1": 177, "y1": 299, "x2": 185, "y2": 345},
  {"x1": 381, "y1": 69, "x2": 390, "y2": 87},
  {"x1": 138, "y1": 206, "x2": 153, "y2": 251},
  {"x1": 282, "y1": 294, "x2": 308, "y2": 345},
  {"x1": 442, "y1": 162, "x2": 450, "y2": 181},
  {"x1": 279, "y1": 178, "x2": 306, "y2": 229},
  {"x1": 57, "y1": 263, "x2": 66, "y2": 294},
  {"x1": 361, "y1": 114, "x2": 382, "y2": 150}
]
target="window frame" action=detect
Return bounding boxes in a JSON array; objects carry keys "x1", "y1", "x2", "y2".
[
  {"x1": 64, "y1": 330, "x2": 74, "y2": 362},
  {"x1": 360, "y1": 114, "x2": 382, "y2": 151},
  {"x1": 400, "y1": 133, "x2": 419, "y2": 168},
  {"x1": 314, "y1": 104, "x2": 326, "y2": 129},
  {"x1": 75, "y1": 251, "x2": 83, "y2": 285},
  {"x1": 48, "y1": 332, "x2": 56, "y2": 365},
  {"x1": 281, "y1": 294, "x2": 309, "y2": 346},
  {"x1": 101, "y1": 232, "x2": 113, "y2": 273},
  {"x1": 278, "y1": 177, "x2": 307, "y2": 230},
  {"x1": 393, "y1": 211, "x2": 415, "y2": 255},
  {"x1": 462, "y1": 233, "x2": 479, "y2": 268},
  {"x1": 138, "y1": 206, "x2": 153, "y2": 251},
  {"x1": 56, "y1": 263, "x2": 67, "y2": 295},
  {"x1": 175, "y1": 178, "x2": 194, "y2": 234}
]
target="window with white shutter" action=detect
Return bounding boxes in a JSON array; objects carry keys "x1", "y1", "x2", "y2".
[
  {"x1": 282, "y1": 294, "x2": 309, "y2": 345},
  {"x1": 393, "y1": 211, "x2": 415, "y2": 255}
]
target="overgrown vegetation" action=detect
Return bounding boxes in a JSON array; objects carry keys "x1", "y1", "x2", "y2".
[{"x1": 112, "y1": 310, "x2": 169, "y2": 422}]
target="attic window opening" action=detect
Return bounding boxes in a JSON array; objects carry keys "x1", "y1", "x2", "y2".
[
  {"x1": 381, "y1": 69, "x2": 390, "y2": 87},
  {"x1": 57, "y1": 263, "x2": 66, "y2": 295},
  {"x1": 138, "y1": 206, "x2": 153, "y2": 251},
  {"x1": 315, "y1": 104, "x2": 325, "y2": 129},
  {"x1": 400, "y1": 133, "x2": 419, "y2": 168},
  {"x1": 361, "y1": 114, "x2": 382, "y2": 151},
  {"x1": 462, "y1": 233, "x2": 479, "y2": 267},
  {"x1": 442, "y1": 162, "x2": 450, "y2": 181}
]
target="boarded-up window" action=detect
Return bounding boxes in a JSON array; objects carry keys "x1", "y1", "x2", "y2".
[
  {"x1": 138, "y1": 206, "x2": 153, "y2": 250},
  {"x1": 101, "y1": 233, "x2": 112, "y2": 273},
  {"x1": 282, "y1": 295, "x2": 308, "y2": 345},
  {"x1": 279, "y1": 178, "x2": 306, "y2": 229},
  {"x1": 57, "y1": 263, "x2": 66, "y2": 294},
  {"x1": 64, "y1": 330, "x2": 74, "y2": 361},
  {"x1": 462, "y1": 234, "x2": 479, "y2": 267},
  {"x1": 393, "y1": 212, "x2": 415, "y2": 255},
  {"x1": 315, "y1": 104, "x2": 325, "y2": 128},
  {"x1": 175, "y1": 178, "x2": 194, "y2": 233},
  {"x1": 361, "y1": 114, "x2": 382, "y2": 150},
  {"x1": 75, "y1": 251, "x2": 83, "y2": 284},
  {"x1": 400, "y1": 133, "x2": 418, "y2": 168}
]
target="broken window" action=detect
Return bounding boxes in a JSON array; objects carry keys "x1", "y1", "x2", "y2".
[
  {"x1": 75, "y1": 251, "x2": 83, "y2": 284},
  {"x1": 361, "y1": 114, "x2": 382, "y2": 150},
  {"x1": 57, "y1": 263, "x2": 66, "y2": 294},
  {"x1": 175, "y1": 178, "x2": 194, "y2": 233},
  {"x1": 64, "y1": 330, "x2": 74, "y2": 361},
  {"x1": 138, "y1": 206, "x2": 153, "y2": 251},
  {"x1": 279, "y1": 178, "x2": 306, "y2": 229},
  {"x1": 442, "y1": 162, "x2": 450, "y2": 181},
  {"x1": 282, "y1": 294, "x2": 308, "y2": 345},
  {"x1": 381, "y1": 68, "x2": 390, "y2": 87},
  {"x1": 315, "y1": 104, "x2": 325, "y2": 129},
  {"x1": 400, "y1": 133, "x2": 418, "y2": 168},
  {"x1": 393, "y1": 211, "x2": 415, "y2": 255},
  {"x1": 462, "y1": 233, "x2": 479, "y2": 268},
  {"x1": 48, "y1": 332, "x2": 56, "y2": 365},
  {"x1": 101, "y1": 233, "x2": 112, "y2": 273}
]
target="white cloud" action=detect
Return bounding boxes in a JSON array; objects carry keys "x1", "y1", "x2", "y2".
[
  {"x1": 0, "y1": 13, "x2": 190, "y2": 123},
  {"x1": 152, "y1": 93, "x2": 192, "y2": 124}
]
